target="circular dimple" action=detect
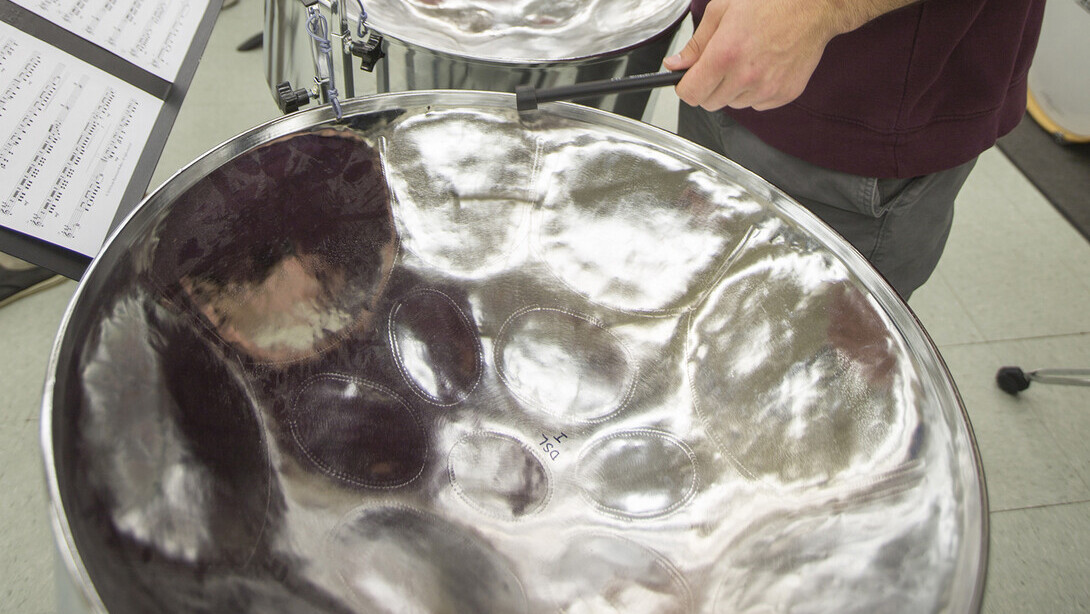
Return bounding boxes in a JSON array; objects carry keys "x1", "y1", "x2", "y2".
[
  {"x1": 328, "y1": 506, "x2": 528, "y2": 613},
  {"x1": 549, "y1": 533, "x2": 692, "y2": 613},
  {"x1": 81, "y1": 296, "x2": 272, "y2": 567},
  {"x1": 578, "y1": 430, "x2": 697, "y2": 519},
  {"x1": 448, "y1": 432, "x2": 550, "y2": 520},
  {"x1": 390, "y1": 288, "x2": 482, "y2": 406},
  {"x1": 687, "y1": 239, "x2": 906, "y2": 486},
  {"x1": 383, "y1": 111, "x2": 535, "y2": 276},
  {"x1": 288, "y1": 375, "x2": 426, "y2": 488},
  {"x1": 152, "y1": 131, "x2": 396, "y2": 364},
  {"x1": 535, "y1": 141, "x2": 757, "y2": 314},
  {"x1": 494, "y1": 308, "x2": 636, "y2": 422}
]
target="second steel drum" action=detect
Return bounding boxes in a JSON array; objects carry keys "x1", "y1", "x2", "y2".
[
  {"x1": 264, "y1": 0, "x2": 689, "y2": 118},
  {"x1": 44, "y1": 91, "x2": 986, "y2": 613}
]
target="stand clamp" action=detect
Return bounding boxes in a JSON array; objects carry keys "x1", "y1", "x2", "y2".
[
  {"x1": 276, "y1": 81, "x2": 312, "y2": 113},
  {"x1": 350, "y1": 31, "x2": 384, "y2": 72}
]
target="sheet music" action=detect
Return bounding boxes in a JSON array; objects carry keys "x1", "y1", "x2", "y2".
[
  {"x1": 0, "y1": 21, "x2": 161, "y2": 256},
  {"x1": 9, "y1": 0, "x2": 209, "y2": 81}
]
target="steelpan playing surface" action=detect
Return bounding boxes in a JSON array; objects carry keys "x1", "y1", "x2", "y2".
[
  {"x1": 43, "y1": 92, "x2": 986, "y2": 613},
  {"x1": 345, "y1": 0, "x2": 688, "y2": 62}
]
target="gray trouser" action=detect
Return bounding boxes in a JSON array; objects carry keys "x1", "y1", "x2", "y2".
[{"x1": 677, "y1": 104, "x2": 977, "y2": 299}]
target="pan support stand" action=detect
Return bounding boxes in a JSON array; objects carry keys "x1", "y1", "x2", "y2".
[{"x1": 277, "y1": 0, "x2": 383, "y2": 114}]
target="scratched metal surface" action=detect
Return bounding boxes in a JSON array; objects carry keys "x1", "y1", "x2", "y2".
[{"x1": 42, "y1": 92, "x2": 987, "y2": 613}]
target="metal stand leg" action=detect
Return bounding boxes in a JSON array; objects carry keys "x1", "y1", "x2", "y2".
[{"x1": 996, "y1": 366, "x2": 1090, "y2": 395}]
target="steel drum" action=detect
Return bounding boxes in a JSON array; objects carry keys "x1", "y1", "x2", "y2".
[
  {"x1": 264, "y1": 0, "x2": 689, "y2": 118},
  {"x1": 42, "y1": 91, "x2": 987, "y2": 613}
]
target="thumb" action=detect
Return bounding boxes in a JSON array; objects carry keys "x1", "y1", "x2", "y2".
[
  {"x1": 663, "y1": 2, "x2": 725, "y2": 70},
  {"x1": 663, "y1": 35, "x2": 703, "y2": 71}
]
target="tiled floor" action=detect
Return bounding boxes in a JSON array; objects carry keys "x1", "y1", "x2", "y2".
[{"x1": 2, "y1": 1, "x2": 1088, "y2": 611}]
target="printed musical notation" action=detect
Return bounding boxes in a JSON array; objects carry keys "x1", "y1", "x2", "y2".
[
  {"x1": 10, "y1": 0, "x2": 208, "y2": 81},
  {"x1": 0, "y1": 22, "x2": 161, "y2": 256}
]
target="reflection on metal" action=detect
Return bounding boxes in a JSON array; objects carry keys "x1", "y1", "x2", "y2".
[
  {"x1": 264, "y1": 0, "x2": 689, "y2": 117},
  {"x1": 43, "y1": 92, "x2": 987, "y2": 613},
  {"x1": 341, "y1": 0, "x2": 688, "y2": 62}
]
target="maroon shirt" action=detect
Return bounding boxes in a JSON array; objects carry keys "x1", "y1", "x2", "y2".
[{"x1": 690, "y1": 0, "x2": 1046, "y2": 178}]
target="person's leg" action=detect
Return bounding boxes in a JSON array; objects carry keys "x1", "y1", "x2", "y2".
[
  {"x1": 0, "y1": 253, "x2": 64, "y2": 308},
  {"x1": 677, "y1": 102, "x2": 729, "y2": 158},
  {"x1": 677, "y1": 104, "x2": 975, "y2": 299},
  {"x1": 859, "y1": 161, "x2": 976, "y2": 297}
]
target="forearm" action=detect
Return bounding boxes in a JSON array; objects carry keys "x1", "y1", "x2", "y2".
[{"x1": 825, "y1": 0, "x2": 921, "y2": 34}]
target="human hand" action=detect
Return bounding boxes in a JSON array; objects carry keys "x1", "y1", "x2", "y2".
[{"x1": 663, "y1": 0, "x2": 847, "y2": 111}]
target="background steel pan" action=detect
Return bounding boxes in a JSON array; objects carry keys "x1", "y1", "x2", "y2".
[
  {"x1": 42, "y1": 91, "x2": 987, "y2": 613},
  {"x1": 263, "y1": 0, "x2": 689, "y2": 118}
]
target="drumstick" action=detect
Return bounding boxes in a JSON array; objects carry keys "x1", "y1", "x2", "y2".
[{"x1": 515, "y1": 70, "x2": 686, "y2": 112}]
